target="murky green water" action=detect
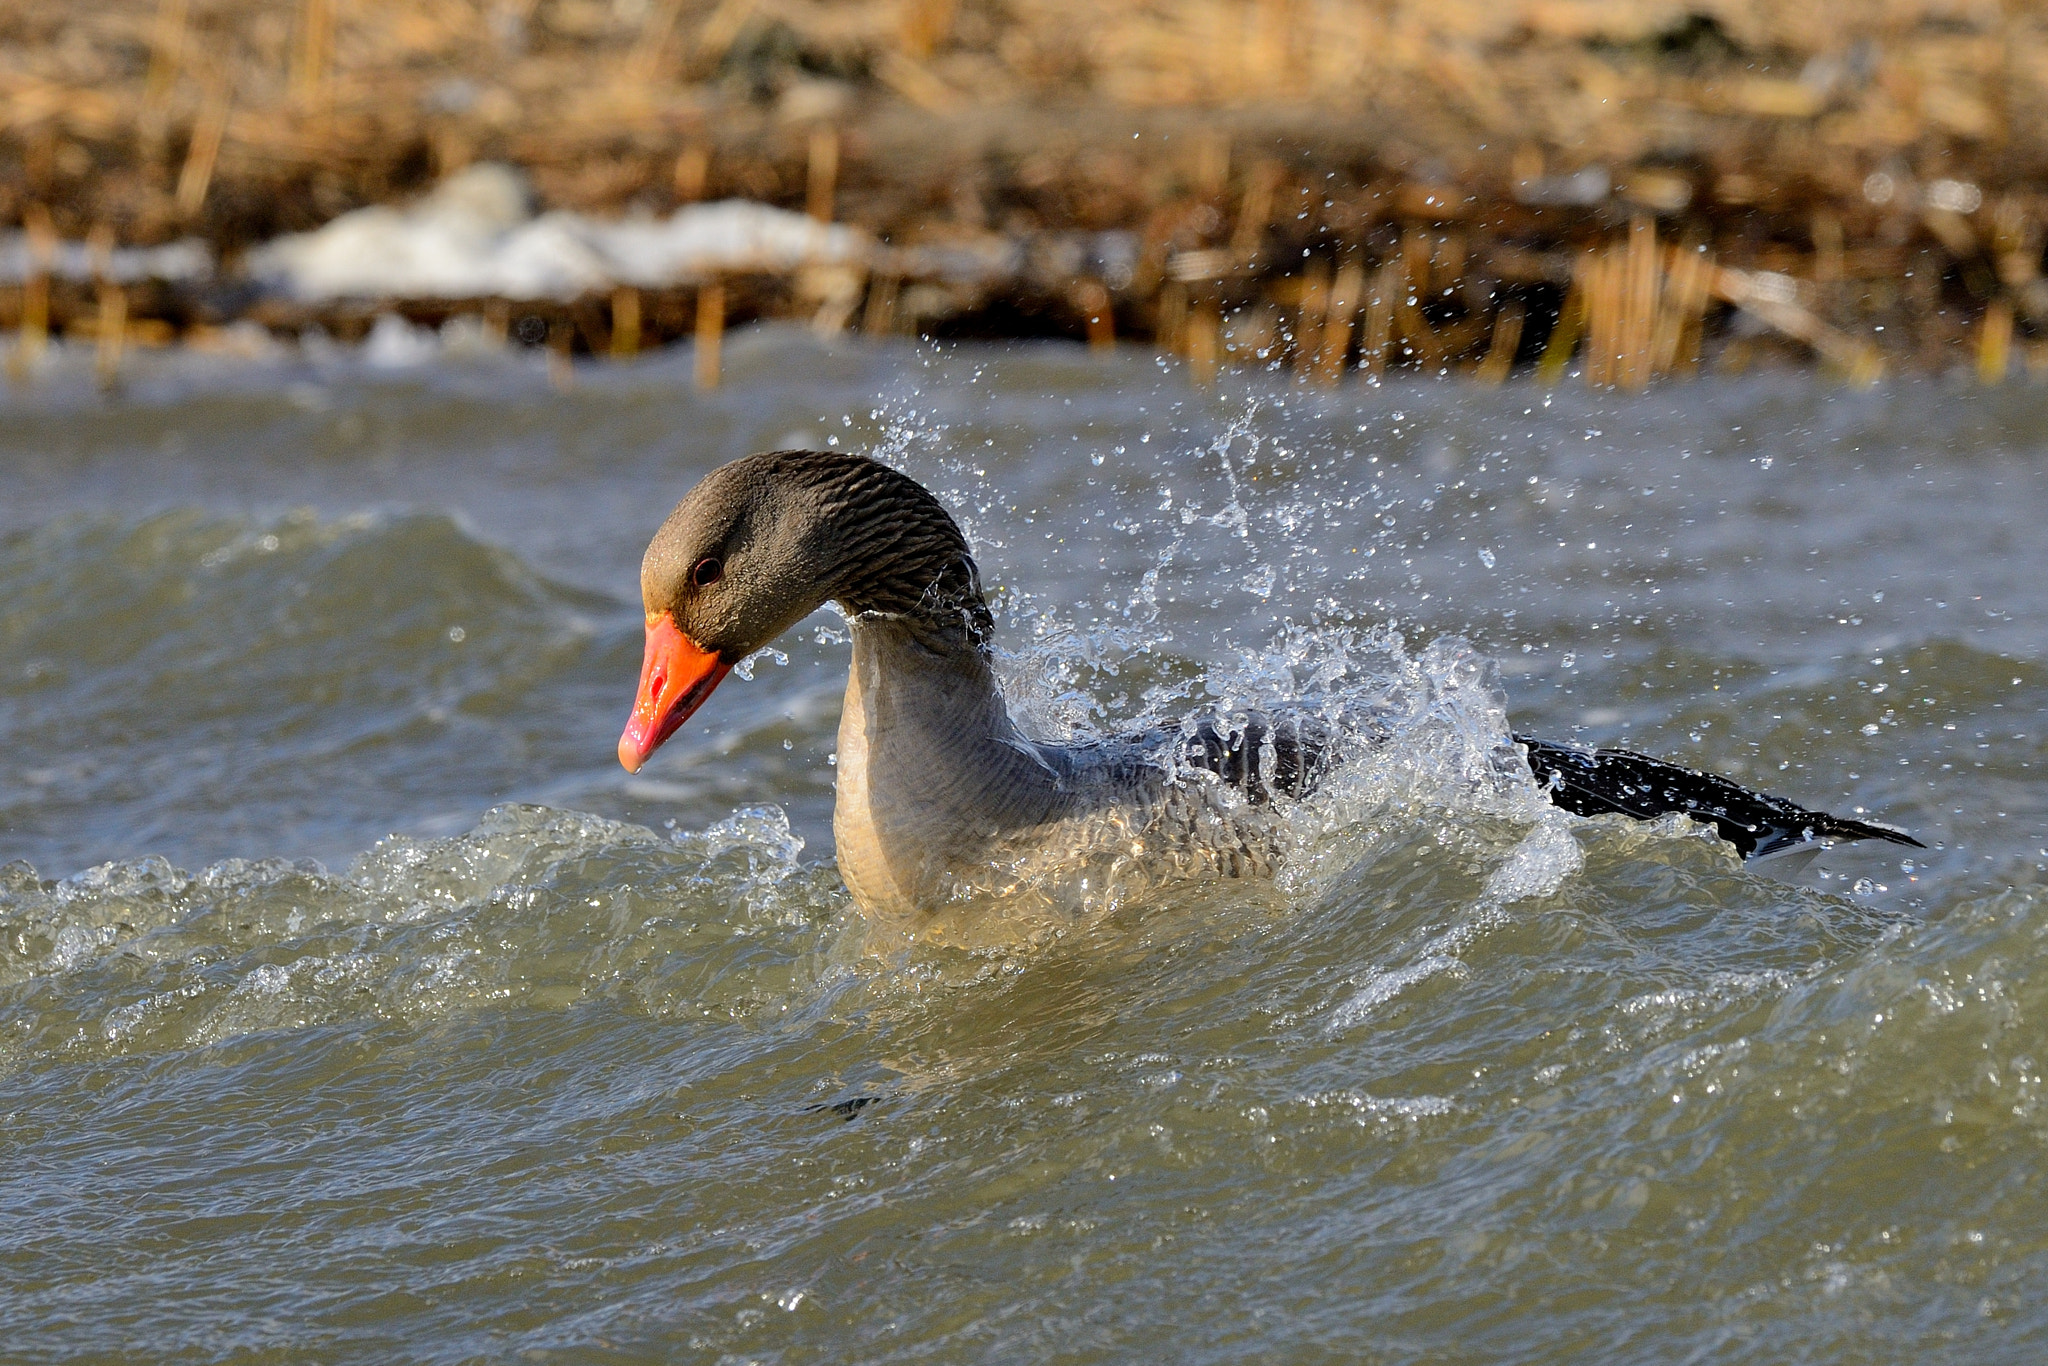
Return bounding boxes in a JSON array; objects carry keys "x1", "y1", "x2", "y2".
[{"x1": 3, "y1": 334, "x2": 2046, "y2": 1361}]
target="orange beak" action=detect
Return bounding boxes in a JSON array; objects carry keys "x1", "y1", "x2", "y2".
[{"x1": 618, "y1": 613, "x2": 732, "y2": 773}]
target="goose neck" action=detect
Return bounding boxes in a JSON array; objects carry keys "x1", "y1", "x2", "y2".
[{"x1": 831, "y1": 614, "x2": 1074, "y2": 916}]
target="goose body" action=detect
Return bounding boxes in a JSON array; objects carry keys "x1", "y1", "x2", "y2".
[
  {"x1": 619, "y1": 449, "x2": 1920, "y2": 923},
  {"x1": 833, "y1": 612, "x2": 1076, "y2": 916}
]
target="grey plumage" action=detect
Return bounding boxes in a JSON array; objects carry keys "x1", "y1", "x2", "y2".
[{"x1": 631, "y1": 449, "x2": 1921, "y2": 923}]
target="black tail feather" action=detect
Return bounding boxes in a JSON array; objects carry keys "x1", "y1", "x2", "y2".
[
  {"x1": 1179, "y1": 715, "x2": 1325, "y2": 803},
  {"x1": 1164, "y1": 713, "x2": 1924, "y2": 862},
  {"x1": 1515, "y1": 734, "x2": 1924, "y2": 860}
]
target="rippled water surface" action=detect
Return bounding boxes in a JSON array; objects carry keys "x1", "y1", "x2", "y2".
[{"x1": 4, "y1": 334, "x2": 2046, "y2": 1362}]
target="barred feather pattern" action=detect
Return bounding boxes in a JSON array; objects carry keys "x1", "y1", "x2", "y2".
[{"x1": 756, "y1": 450, "x2": 993, "y2": 644}]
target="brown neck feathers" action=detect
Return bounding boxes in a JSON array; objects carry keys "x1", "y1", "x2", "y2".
[{"x1": 770, "y1": 451, "x2": 994, "y2": 645}]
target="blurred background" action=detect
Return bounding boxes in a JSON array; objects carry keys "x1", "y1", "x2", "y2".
[
  {"x1": 2, "y1": 0, "x2": 2043, "y2": 384},
  {"x1": 9, "y1": 11, "x2": 2048, "y2": 1362}
]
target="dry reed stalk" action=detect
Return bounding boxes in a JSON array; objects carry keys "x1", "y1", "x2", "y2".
[
  {"x1": 1390, "y1": 231, "x2": 1457, "y2": 374},
  {"x1": 1187, "y1": 296, "x2": 1220, "y2": 385},
  {"x1": 1991, "y1": 197, "x2": 2039, "y2": 294},
  {"x1": 1315, "y1": 260, "x2": 1364, "y2": 385},
  {"x1": 8, "y1": 269, "x2": 48, "y2": 379},
  {"x1": 1710, "y1": 267, "x2": 1883, "y2": 385},
  {"x1": 21, "y1": 200, "x2": 52, "y2": 252},
  {"x1": 293, "y1": 0, "x2": 334, "y2": 111},
  {"x1": 547, "y1": 320, "x2": 574, "y2": 392},
  {"x1": 176, "y1": 81, "x2": 232, "y2": 219},
  {"x1": 629, "y1": 0, "x2": 691, "y2": 83},
  {"x1": 1157, "y1": 280, "x2": 1188, "y2": 356},
  {"x1": 1229, "y1": 161, "x2": 1280, "y2": 261},
  {"x1": 1653, "y1": 245, "x2": 1714, "y2": 376},
  {"x1": 1601, "y1": 247, "x2": 1627, "y2": 386},
  {"x1": 1076, "y1": 279, "x2": 1114, "y2": 350},
  {"x1": 863, "y1": 275, "x2": 899, "y2": 335},
  {"x1": 1579, "y1": 248, "x2": 1618, "y2": 387},
  {"x1": 88, "y1": 224, "x2": 125, "y2": 390},
  {"x1": 1922, "y1": 207, "x2": 1977, "y2": 259},
  {"x1": 1437, "y1": 234, "x2": 1469, "y2": 291},
  {"x1": 1538, "y1": 274, "x2": 1587, "y2": 386},
  {"x1": 1476, "y1": 304, "x2": 1524, "y2": 385},
  {"x1": 1581, "y1": 252, "x2": 1607, "y2": 387},
  {"x1": 611, "y1": 287, "x2": 641, "y2": 359},
  {"x1": 1390, "y1": 251, "x2": 1449, "y2": 375},
  {"x1": 1587, "y1": 240, "x2": 1618, "y2": 387},
  {"x1": 898, "y1": 0, "x2": 958, "y2": 58},
  {"x1": 483, "y1": 300, "x2": 509, "y2": 347},
  {"x1": 875, "y1": 50, "x2": 965, "y2": 112},
  {"x1": 695, "y1": 279, "x2": 725, "y2": 391},
  {"x1": 1291, "y1": 261, "x2": 1328, "y2": 378},
  {"x1": 806, "y1": 126, "x2": 839, "y2": 223},
  {"x1": 145, "y1": 0, "x2": 189, "y2": 103},
  {"x1": 1401, "y1": 229, "x2": 1432, "y2": 299},
  {"x1": 1812, "y1": 211, "x2": 1843, "y2": 284},
  {"x1": 674, "y1": 143, "x2": 710, "y2": 202},
  {"x1": 1979, "y1": 297, "x2": 2014, "y2": 384},
  {"x1": 1618, "y1": 215, "x2": 1658, "y2": 391},
  {"x1": 695, "y1": 0, "x2": 759, "y2": 69},
  {"x1": 1360, "y1": 262, "x2": 1395, "y2": 381},
  {"x1": 94, "y1": 283, "x2": 127, "y2": 388},
  {"x1": 14, "y1": 204, "x2": 55, "y2": 375},
  {"x1": 141, "y1": 0, "x2": 189, "y2": 147},
  {"x1": 802, "y1": 266, "x2": 864, "y2": 336}
]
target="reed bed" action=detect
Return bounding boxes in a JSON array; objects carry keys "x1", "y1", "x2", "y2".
[{"x1": 3, "y1": 0, "x2": 2045, "y2": 385}]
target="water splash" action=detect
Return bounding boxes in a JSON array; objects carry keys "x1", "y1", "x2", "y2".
[
  {"x1": 0, "y1": 803, "x2": 848, "y2": 1068},
  {"x1": 841, "y1": 381, "x2": 1607, "y2": 926}
]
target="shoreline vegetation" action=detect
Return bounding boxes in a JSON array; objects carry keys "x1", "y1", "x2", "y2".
[{"x1": 3, "y1": 0, "x2": 2045, "y2": 389}]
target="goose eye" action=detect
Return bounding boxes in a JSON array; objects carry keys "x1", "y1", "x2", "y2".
[{"x1": 691, "y1": 557, "x2": 724, "y2": 588}]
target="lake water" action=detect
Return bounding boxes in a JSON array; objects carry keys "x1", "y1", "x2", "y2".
[{"x1": 3, "y1": 332, "x2": 2045, "y2": 1361}]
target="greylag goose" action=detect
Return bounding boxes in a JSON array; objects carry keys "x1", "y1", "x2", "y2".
[{"x1": 619, "y1": 450, "x2": 1920, "y2": 921}]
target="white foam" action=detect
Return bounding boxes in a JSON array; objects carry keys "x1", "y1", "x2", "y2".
[
  {"x1": 1482, "y1": 810, "x2": 1585, "y2": 903},
  {"x1": 1328, "y1": 955, "x2": 1467, "y2": 1030}
]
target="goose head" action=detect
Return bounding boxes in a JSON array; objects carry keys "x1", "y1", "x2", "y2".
[{"x1": 618, "y1": 449, "x2": 988, "y2": 772}]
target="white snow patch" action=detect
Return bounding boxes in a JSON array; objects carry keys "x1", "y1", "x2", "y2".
[{"x1": 247, "y1": 162, "x2": 873, "y2": 302}]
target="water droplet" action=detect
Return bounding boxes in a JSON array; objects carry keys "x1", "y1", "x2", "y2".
[
  {"x1": 1477, "y1": 547, "x2": 1496, "y2": 569},
  {"x1": 446, "y1": 625, "x2": 466, "y2": 643},
  {"x1": 246, "y1": 963, "x2": 291, "y2": 995},
  {"x1": 1861, "y1": 723, "x2": 1880, "y2": 735}
]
